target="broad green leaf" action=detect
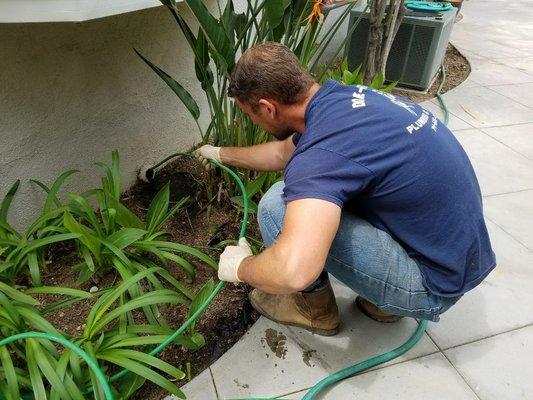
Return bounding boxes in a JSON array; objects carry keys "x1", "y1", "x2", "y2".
[
  {"x1": 245, "y1": 173, "x2": 268, "y2": 198},
  {"x1": 97, "y1": 353, "x2": 185, "y2": 398},
  {"x1": 0, "y1": 281, "x2": 39, "y2": 305},
  {"x1": 25, "y1": 286, "x2": 92, "y2": 299},
  {"x1": 153, "y1": 196, "x2": 188, "y2": 234},
  {"x1": 370, "y1": 72, "x2": 385, "y2": 89},
  {"x1": 118, "y1": 374, "x2": 146, "y2": 399},
  {"x1": 91, "y1": 290, "x2": 185, "y2": 334},
  {"x1": 230, "y1": 196, "x2": 258, "y2": 214},
  {"x1": 85, "y1": 267, "x2": 164, "y2": 333},
  {"x1": 134, "y1": 256, "x2": 194, "y2": 300},
  {"x1": 102, "y1": 348, "x2": 185, "y2": 379},
  {"x1": 160, "y1": 251, "x2": 195, "y2": 280},
  {"x1": 107, "y1": 228, "x2": 146, "y2": 250},
  {"x1": 0, "y1": 346, "x2": 20, "y2": 400},
  {"x1": 195, "y1": 29, "x2": 214, "y2": 90},
  {"x1": 17, "y1": 307, "x2": 60, "y2": 335},
  {"x1": 0, "y1": 220, "x2": 20, "y2": 238},
  {"x1": 15, "y1": 233, "x2": 80, "y2": 264},
  {"x1": 25, "y1": 206, "x2": 70, "y2": 238},
  {"x1": 114, "y1": 200, "x2": 144, "y2": 230},
  {"x1": 183, "y1": 0, "x2": 235, "y2": 73},
  {"x1": 146, "y1": 183, "x2": 170, "y2": 234},
  {"x1": 111, "y1": 150, "x2": 121, "y2": 199},
  {"x1": 26, "y1": 340, "x2": 47, "y2": 400},
  {"x1": 63, "y1": 212, "x2": 101, "y2": 257},
  {"x1": 97, "y1": 237, "x2": 132, "y2": 268},
  {"x1": 264, "y1": 0, "x2": 291, "y2": 31},
  {"x1": 382, "y1": 80, "x2": 398, "y2": 93},
  {"x1": 135, "y1": 240, "x2": 217, "y2": 269},
  {"x1": 67, "y1": 194, "x2": 103, "y2": 236},
  {"x1": 18, "y1": 233, "x2": 80, "y2": 260},
  {"x1": 27, "y1": 252, "x2": 41, "y2": 286},
  {"x1": 31, "y1": 340, "x2": 73, "y2": 400},
  {"x1": 188, "y1": 278, "x2": 214, "y2": 332},
  {"x1": 40, "y1": 170, "x2": 78, "y2": 213},
  {"x1": 135, "y1": 49, "x2": 200, "y2": 120},
  {"x1": 0, "y1": 180, "x2": 19, "y2": 223}
]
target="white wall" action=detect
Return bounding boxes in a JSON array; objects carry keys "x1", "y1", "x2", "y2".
[
  {"x1": 0, "y1": 5, "x2": 209, "y2": 229},
  {"x1": 0, "y1": 2, "x2": 348, "y2": 229}
]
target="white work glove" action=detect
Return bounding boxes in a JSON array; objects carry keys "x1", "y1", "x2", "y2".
[
  {"x1": 194, "y1": 145, "x2": 221, "y2": 170},
  {"x1": 218, "y1": 238, "x2": 252, "y2": 283}
]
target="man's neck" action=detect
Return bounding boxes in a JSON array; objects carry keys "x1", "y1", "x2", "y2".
[{"x1": 284, "y1": 83, "x2": 321, "y2": 133}]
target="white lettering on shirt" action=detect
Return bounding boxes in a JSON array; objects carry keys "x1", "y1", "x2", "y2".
[
  {"x1": 405, "y1": 109, "x2": 430, "y2": 134},
  {"x1": 350, "y1": 85, "x2": 367, "y2": 108}
]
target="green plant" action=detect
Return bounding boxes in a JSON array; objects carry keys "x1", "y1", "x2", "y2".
[
  {"x1": 0, "y1": 271, "x2": 199, "y2": 399},
  {"x1": 0, "y1": 177, "x2": 80, "y2": 286},
  {"x1": 59, "y1": 151, "x2": 217, "y2": 330},
  {"x1": 322, "y1": 60, "x2": 397, "y2": 92},
  {"x1": 0, "y1": 282, "x2": 94, "y2": 399},
  {"x1": 137, "y1": 0, "x2": 363, "y2": 199}
]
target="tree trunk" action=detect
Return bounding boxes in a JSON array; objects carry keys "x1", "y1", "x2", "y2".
[{"x1": 363, "y1": 0, "x2": 405, "y2": 84}]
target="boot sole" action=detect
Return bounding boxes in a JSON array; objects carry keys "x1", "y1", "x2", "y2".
[{"x1": 249, "y1": 294, "x2": 340, "y2": 337}]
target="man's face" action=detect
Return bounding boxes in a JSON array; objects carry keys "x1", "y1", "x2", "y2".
[{"x1": 236, "y1": 99, "x2": 293, "y2": 140}]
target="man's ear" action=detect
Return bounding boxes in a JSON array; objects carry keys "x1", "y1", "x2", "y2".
[{"x1": 258, "y1": 99, "x2": 277, "y2": 118}]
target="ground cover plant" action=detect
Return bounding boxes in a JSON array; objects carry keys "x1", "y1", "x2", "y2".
[
  {"x1": 136, "y1": 0, "x2": 366, "y2": 201},
  {"x1": 0, "y1": 152, "x2": 232, "y2": 399}
]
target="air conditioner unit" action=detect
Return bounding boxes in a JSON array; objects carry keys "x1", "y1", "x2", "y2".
[{"x1": 345, "y1": 5, "x2": 457, "y2": 90}]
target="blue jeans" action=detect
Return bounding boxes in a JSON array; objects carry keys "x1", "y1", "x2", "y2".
[{"x1": 257, "y1": 182, "x2": 461, "y2": 322}]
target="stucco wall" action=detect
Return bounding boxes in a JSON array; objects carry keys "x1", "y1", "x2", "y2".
[
  {"x1": 0, "y1": 5, "x2": 210, "y2": 229},
  {"x1": 0, "y1": 2, "x2": 347, "y2": 229}
]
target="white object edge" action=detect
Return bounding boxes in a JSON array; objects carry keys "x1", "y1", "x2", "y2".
[{"x1": 0, "y1": 0, "x2": 165, "y2": 23}]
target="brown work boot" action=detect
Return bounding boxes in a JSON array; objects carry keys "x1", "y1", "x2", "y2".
[
  {"x1": 249, "y1": 283, "x2": 340, "y2": 336},
  {"x1": 355, "y1": 296, "x2": 403, "y2": 323}
]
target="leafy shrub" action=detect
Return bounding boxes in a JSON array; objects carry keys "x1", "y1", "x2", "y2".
[
  {"x1": 322, "y1": 60, "x2": 397, "y2": 92},
  {"x1": 0, "y1": 176, "x2": 80, "y2": 286}
]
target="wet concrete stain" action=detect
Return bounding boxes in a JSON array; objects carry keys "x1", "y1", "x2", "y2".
[
  {"x1": 302, "y1": 349, "x2": 317, "y2": 367},
  {"x1": 263, "y1": 328, "x2": 288, "y2": 359}
]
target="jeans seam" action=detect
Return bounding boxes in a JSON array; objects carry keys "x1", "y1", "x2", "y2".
[
  {"x1": 328, "y1": 253, "x2": 428, "y2": 296},
  {"x1": 260, "y1": 205, "x2": 282, "y2": 243}
]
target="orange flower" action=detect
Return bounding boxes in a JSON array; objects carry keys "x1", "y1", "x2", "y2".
[
  {"x1": 307, "y1": 0, "x2": 326, "y2": 25},
  {"x1": 307, "y1": 0, "x2": 351, "y2": 24}
]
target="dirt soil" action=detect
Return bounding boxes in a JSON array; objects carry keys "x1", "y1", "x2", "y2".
[
  {"x1": 392, "y1": 44, "x2": 471, "y2": 103},
  {"x1": 34, "y1": 157, "x2": 261, "y2": 400}
]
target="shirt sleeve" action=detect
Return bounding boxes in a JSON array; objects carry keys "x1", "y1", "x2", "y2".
[{"x1": 282, "y1": 148, "x2": 373, "y2": 207}]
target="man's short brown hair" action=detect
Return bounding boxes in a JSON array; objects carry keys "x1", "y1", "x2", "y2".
[{"x1": 228, "y1": 42, "x2": 316, "y2": 110}]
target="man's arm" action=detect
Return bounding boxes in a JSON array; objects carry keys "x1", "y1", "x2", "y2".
[
  {"x1": 196, "y1": 135, "x2": 296, "y2": 172},
  {"x1": 236, "y1": 199, "x2": 341, "y2": 294}
]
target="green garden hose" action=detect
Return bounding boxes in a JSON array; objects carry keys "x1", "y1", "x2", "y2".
[{"x1": 0, "y1": 332, "x2": 114, "y2": 400}]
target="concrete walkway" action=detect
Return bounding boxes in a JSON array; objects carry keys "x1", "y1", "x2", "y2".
[{"x1": 174, "y1": 1, "x2": 533, "y2": 399}]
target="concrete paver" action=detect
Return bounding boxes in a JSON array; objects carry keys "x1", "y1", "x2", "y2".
[
  {"x1": 434, "y1": 85, "x2": 533, "y2": 128},
  {"x1": 282, "y1": 353, "x2": 479, "y2": 400},
  {"x1": 485, "y1": 190, "x2": 533, "y2": 251},
  {"x1": 173, "y1": 369, "x2": 217, "y2": 400},
  {"x1": 498, "y1": 57, "x2": 533, "y2": 77},
  {"x1": 481, "y1": 123, "x2": 533, "y2": 161},
  {"x1": 426, "y1": 220, "x2": 533, "y2": 349},
  {"x1": 467, "y1": 58, "x2": 533, "y2": 87},
  {"x1": 488, "y1": 82, "x2": 533, "y2": 109},
  {"x1": 421, "y1": 99, "x2": 474, "y2": 131},
  {"x1": 453, "y1": 129, "x2": 533, "y2": 196},
  {"x1": 445, "y1": 325, "x2": 533, "y2": 400}
]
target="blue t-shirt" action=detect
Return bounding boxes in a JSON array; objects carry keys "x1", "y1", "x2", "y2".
[{"x1": 283, "y1": 80, "x2": 496, "y2": 297}]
